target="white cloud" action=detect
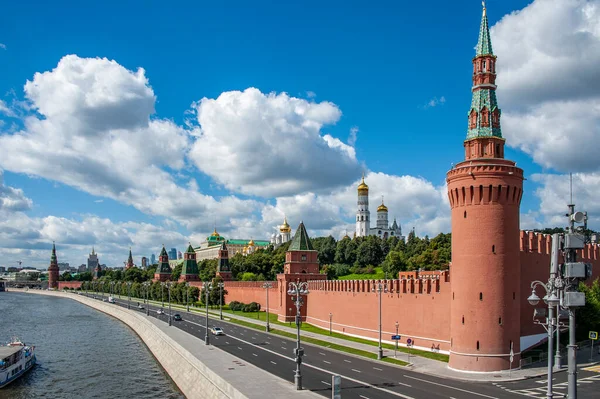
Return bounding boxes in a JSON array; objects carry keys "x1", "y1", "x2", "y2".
[
  {"x1": 306, "y1": 91, "x2": 316, "y2": 98},
  {"x1": 0, "y1": 43, "x2": 5, "y2": 50},
  {"x1": 494, "y1": 0, "x2": 600, "y2": 173},
  {"x1": 348, "y1": 126, "x2": 359, "y2": 147},
  {"x1": 0, "y1": 171, "x2": 32, "y2": 212},
  {"x1": 424, "y1": 96, "x2": 446, "y2": 108},
  {"x1": 189, "y1": 88, "x2": 362, "y2": 197},
  {"x1": 0, "y1": 100, "x2": 16, "y2": 117},
  {"x1": 94, "y1": 199, "x2": 103, "y2": 203}
]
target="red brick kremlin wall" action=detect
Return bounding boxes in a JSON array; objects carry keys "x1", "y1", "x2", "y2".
[
  {"x1": 58, "y1": 281, "x2": 83, "y2": 289},
  {"x1": 220, "y1": 232, "x2": 600, "y2": 354}
]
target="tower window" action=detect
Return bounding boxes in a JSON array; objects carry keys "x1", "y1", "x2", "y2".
[
  {"x1": 453, "y1": 292, "x2": 455, "y2": 300},
  {"x1": 482, "y1": 60, "x2": 486, "y2": 72},
  {"x1": 301, "y1": 255, "x2": 306, "y2": 261},
  {"x1": 476, "y1": 341, "x2": 480, "y2": 351},
  {"x1": 462, "y1": 316, "x2": 464, "y2": 325},
  {"x1": 479, "y1": 292, "x2": 483, "y2": 301},
  {"x1": 464, "y1": 211, "x2": 467, "y2": 219},
  {"x1": 492, "y1": 245, "x2": 495, "y2": 253},
  {"x1": 499, "y1": 317, "x2": 502, "y2": 325},
  {"x1": 513, "y1": 292, "x2": 516, "y2": 300}
]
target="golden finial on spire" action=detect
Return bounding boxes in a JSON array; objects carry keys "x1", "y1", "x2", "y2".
[{"x1": 482, "y1": 1, "x2": 486, "y2": 17}]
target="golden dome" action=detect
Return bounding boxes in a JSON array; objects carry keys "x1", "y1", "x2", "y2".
[
  {"x1": 279, "y1": 216, "x2": 292, "y2": 233},
  {"x1": 377, "y1": 198, "x2": 388, "y2": 212},
  {"x1": 357, "y1": 174, "x2": 368, "y2": 193},
  {"x1": 211, "y1": 228, "x2": 220, "y2": 237},
  {"x1": 248, "y1": 239, "x2": 255, "y2": 246}
]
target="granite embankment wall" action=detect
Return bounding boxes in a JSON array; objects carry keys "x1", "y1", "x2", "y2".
[{"x1": 17, "y1": 290, "x2": 247, "y2": 399}]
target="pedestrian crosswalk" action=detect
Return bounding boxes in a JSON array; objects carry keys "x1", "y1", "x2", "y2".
[{"x1": 492, "y1": 374, "x2": 600, "y2": 398}]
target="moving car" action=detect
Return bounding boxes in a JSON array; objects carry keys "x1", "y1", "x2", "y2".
[
  {"x1": 156, "y1": 309, "x2": 164, "y2": 315},
  {"x1": 173, "y1": 314, "x2": 182, "y2": 321},
  {"x1": 137, "y1": 304, "x2": 144, "y2": 309},
  {"x1": 210, "y1": 327, "x2": 224, "y2": 336},
  {"x1": 108, "y1": 297, "x2": 116, "y2": 304}
]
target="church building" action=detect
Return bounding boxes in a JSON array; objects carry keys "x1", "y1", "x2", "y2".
[{"x1": 355, "y1": 175, "x2": 404, "y2": 240}]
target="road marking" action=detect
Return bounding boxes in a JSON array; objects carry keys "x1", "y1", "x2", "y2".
[
  {"x1": 252, "y1": 353, "x2": 258, "y2": 357},
  {"x1": 373, "y1": 367, "x2": 383, "y2": 371},
  {"x1": 397, "y1": 382, "x2": 412, "y2": 388},
  {"x1": 403, "y1": 375, "x2": 498, "y2": 399},
  {"x1": 352, "y1": 369, "x2": 362, "y2": 373},
  {"x1": 270, "y1": 361, "x2": 277, "y2": 365},
  {"x1": 359, "y1": 396, "x2": 370, "y2": 399},
  {"x1": 319, "y1": 352, "x2": 326, "y2": 356},
  {"x1": 281, "y1": 347, "x2": 286, "y2": 350},
  {"x1": 321, "y1": 381, "x2": 331, "y2": 386},
  {"x1": 344, "y1": 359, "x2": 351, "y2": 363},
  {"x1": 201, "y1": 323, "x2": 416, "y2": 399},
  {"x1": 252, "y1": 337, "x2": 256, "y2": 340},
  {"x1": 237, "y1": 347, "x2": 243, "y2": 350},
  {"x1": 225, "y1": 341, "x2": 230, "y2": 344},
  {"x1": 323, "y1": 360, "x2": 331, "y2": 364}
]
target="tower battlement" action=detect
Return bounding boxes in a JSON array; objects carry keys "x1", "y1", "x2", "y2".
[{"x1": 519, "y1": 230, "x2": 599, "y2": 260}]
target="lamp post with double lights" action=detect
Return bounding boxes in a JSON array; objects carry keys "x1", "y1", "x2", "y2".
[
  {"x1": 127, "y1": 282, "x2": 133, "y2": 309},
  {"x1": 217, "y1": 281, "x2": 224, "y2": 320},
  {"x1": 373, "y1": 282, "x2": 387, "y2": 360},
  {"x1": 143, "y1": 281, "x2": 150, "y2": 316},
  {"x1": 287, "y1": 281, "x2": 309, "y2": 390},
  {"x1": 263, "y1": 282, "x2": 273, "y2": 331},
  {"x1": 204, "y1": 281, "x2": 211, "y2": 345},
  {"x1": 528, "y1": 279, "x2": 560, "y2": 399},
  {"x1": 395, "y1": 321, "x2": 399, "y2": 358},
  {"x1": 110, "y1": 281, "x2": 115, "y2": 300},
  {"x1": 185, "y1": 282, "x2": 190, "y2": 312},
  {"x1": 165, "y1": 282, "x2": 173, "y2": 326},
  {"x1": 329, "y1": 313, "x2": 333, "y2": 335}
]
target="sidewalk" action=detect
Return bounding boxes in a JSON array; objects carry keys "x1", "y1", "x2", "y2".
[{"x1": 108, "y1": 293, "x2": 600, "y2": 383}]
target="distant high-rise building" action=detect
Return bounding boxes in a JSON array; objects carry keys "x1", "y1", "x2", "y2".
[
  {"x1": 177, "y1": 251, "x2": 183, "y2": 260},
  {"x1": 57, "y1": 262, "x2": 70, "y2": 271},
  {"x1": 151, "y1": 253, "x2": 156, "y2": 265},
  {"x1": 87, "y1": 247, "x2": 99, "y2": 273},
  {"x1": 141, "y1": 257, "x2": 148, "y2": 268},
  {"x1": 169, "y1": 248, "x2": 177, "y2": 260},
  {"x1": 0, "y1": 267, "x2": 5, "y2": 273}
]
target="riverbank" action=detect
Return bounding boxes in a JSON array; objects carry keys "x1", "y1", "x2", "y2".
[{"x1": 14, "y1": 289, "x2": 318, "y2": 399}]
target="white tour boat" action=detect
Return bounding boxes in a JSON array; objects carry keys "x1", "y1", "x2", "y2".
[{"x1": 0, "y1": 339, "x2": 36, "y2": 388}]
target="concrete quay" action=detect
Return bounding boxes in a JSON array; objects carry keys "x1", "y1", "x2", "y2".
[{"x1": 14, "y1": 289, "x2": 320, "y2": 399}]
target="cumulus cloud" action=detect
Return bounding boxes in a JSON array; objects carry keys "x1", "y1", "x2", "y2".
[
  {"x1": 495, "y1": 0, "x2": 600, "y2": 173},
  {"x1": 0, "y1": 43, "x2": 5, "y2": 50},
  {"x1": 0, "y1": 171, "x2": 33, "y2": 212},
  {"x1": 0, "y1": 100, "x2": 16, "y2": 117},
  {"x1": 306, "y1": 91, "x2": 316, "y2": 98},
  {"x1": 189, "y1": 88, "x2": 362, "y2": 197}
]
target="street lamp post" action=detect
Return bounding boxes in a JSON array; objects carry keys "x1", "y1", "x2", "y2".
[
  {"x1": 528, "y1": 277, "x2": 560, "y2": 399},
  {"x1": 167, "y1": 282, "x2": 172, "y2": 326},
  {"x1": 143, "y1": 281, "x2": 150, "y2": 316},
  {"x1": 204, "y1": 282, "x2": 211, "y2": 345},
  {"x1": 186, "y1": 282, "x2": 190, "y2": 312},
  {"x1": 218, "y1": 282, "x2": 224, "y2": 321},
  {"x1": 287, "y1": 281, "x2": 309, "y2": 390},
  {"x1": 395, "y1": 321, "x2": 399, "y2": 358},
  {"x1": 263, "y1": 282, "x2": 273, "y2": 331},
  {"x1": 329, "y1": 313, "x2": 333, "y2": 335},
  {"x1": 127, "y1": 282, "x2": 133, "y2": 309},
  {"x1": 161, "y1": 283, "x2": 165, "y2": 307},
  {"x1": 373, "y1": 282, "x2": 387, "y2": 360}
]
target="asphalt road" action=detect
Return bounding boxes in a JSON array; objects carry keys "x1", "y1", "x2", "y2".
[{"x1": 83, "y1": 294, "x2": 599, "y2": 399}]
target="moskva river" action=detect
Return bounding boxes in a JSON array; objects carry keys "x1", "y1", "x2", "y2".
[{"x1": 0, "y1": 291, "x2": 183, "y2": 399}]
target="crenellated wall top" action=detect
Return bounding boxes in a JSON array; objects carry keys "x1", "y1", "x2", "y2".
[{"x1": 519, "y1": 230, "x2": 599, "y2": 260}]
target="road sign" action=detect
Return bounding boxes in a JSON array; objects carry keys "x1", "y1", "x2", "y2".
[
  {"x1": 332, "y1": 375, "x2": 341, "y2": 399},
  {"x1": 590, "y1": 331, "x2": 598, "y2": 340},
  {"x1": 407, "y1": 338, "x2": 412, "y2": 345},
  {"x1": 509, "y1": 348, "x2": 514, "y2": 363},
  {"x1": 391, "y1": 335, "x2": 401, "y2": 340}
]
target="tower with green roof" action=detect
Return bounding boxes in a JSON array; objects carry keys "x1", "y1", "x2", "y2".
[
  {"x1": 48, "y1": 242, "x2": 59, "y2": 289},
  {"x1": 179, "y1": 243, "x2": 200, "y2": 282},
  {"x1": 216, "y1": 242, "x2": 232, "y2": 281},
  {"x1": 153, "y1": 245, "x2": 172, "y2": 282},
  {"x1": 125, "y1": 248, "x2": 134, "y2": 270},
  {"x1": 277, "y1": 222, "x2": 326, "y2": 322}
]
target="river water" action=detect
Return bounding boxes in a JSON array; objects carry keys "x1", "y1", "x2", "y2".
[{"x1": 0, "y1": 291, "x2": 183, "y2": 399}]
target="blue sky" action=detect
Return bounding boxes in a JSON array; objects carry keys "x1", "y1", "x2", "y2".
[{"x1": 1, "y1": 0, "x2": 599, "y2": 268}]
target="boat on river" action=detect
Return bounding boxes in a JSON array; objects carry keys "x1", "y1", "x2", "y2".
[{"x1": 0, "y1": 339, "x2": 36, "y2": 388}]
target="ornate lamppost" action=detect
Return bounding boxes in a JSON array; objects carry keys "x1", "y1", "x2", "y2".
[
  {"x1": 143, "y1": 281, "x2": 150, "y2": 316},
  {"x1": 263, "y1": 282, "x2": 273, "y2": 331},
  {"x1": 373, "y1": 282, "x2": 387, "y2": 360},
  {"x1": 287, "y1": 281, "x2": 309, "y2": 390},
  {"x1": 127, "y1": 281, "x2": 133, "y2": 309},
  {"x1": 204, "y1": 281, "x2": 212, "y2": 345},
  {"x1": 329, "y1": 312, "x2": 333, "y2": 335}
]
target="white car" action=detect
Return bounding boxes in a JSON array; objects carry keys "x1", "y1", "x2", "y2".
[
  {"x1": 156, "y1": 309, "x2": 164, "y2": 315},
  {"x1": 210, "y1": 327, "x2": 224, "y2": 336},
  {"x1": 138, "y1": 304, "x2": 144, "y2": 309}
]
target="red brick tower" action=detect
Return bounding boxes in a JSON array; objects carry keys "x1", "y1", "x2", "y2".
[
  {"x1": 277, "y1": 222, "x2": 326, "y2": 322},
  {"x1": 48, "y1": 242, "x2": 59, "y2": 290},
  {"x1": 446, "y1": 4, "x2": 524, "y2": 372},
  {"x1": 216, "y1": 242, "x2": 232, "y2": 281},
  {"x1": 125, "y1": 248, "x2": 134, "y2": 270}
]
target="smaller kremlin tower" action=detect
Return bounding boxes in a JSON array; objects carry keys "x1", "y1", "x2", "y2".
[
  {"x1": 125, "y1": 248, "x2": 134, "y2": 270},
  {"x1": 216, "y1": 242, "x2": 231, "y2": 281},
  {"x1": 154, "y1": 246, "x2": 172, "y2": 282},
  {"x1": 48, "y1": 242, "x2": 59, "y2": 290},
  {"x1": 179, "y1": 243, "x2": 200, "y2": 282}
]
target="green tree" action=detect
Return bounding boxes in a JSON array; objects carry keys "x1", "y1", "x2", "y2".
[
  {"x1": 382, "y1": 250, "x2": 408, "y2": 277},
  {"x1": 578, "y1": 279, "x2": 600, "y2": 340},
  {"x1": 355, "y1": 236, "x2": 383, "y2": 267},
  {"x1": 171, "y1": 262, "x2": 183, "y2": 281}
]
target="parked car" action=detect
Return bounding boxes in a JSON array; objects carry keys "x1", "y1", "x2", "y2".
[
  {"x1": 210, "y1": 327, "x2": 224, "y2": 336},
  {"x1": 156, "y1": 309, "x2": 164, "y2": 315},
  {"x1": 138, "y1": 304, "x2": 144, "y2": 309},
  {"x1": 173, "y1": 314, "x2": 182, "y2": 321}
]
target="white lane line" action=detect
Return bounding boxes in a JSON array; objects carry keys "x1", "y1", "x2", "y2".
[
  {"x1": 352, "y1": 369, "x2": 362, "y2": 373},
  {"x1": 225, "y1": 341, "x2": 230, "y2": 344},
  {"x1": 344, "y1": 359, "x2": 351, "y2": 363},
  {"x1": 281, "y1": 347, "x2": 286, "y2": 350},
  {"x1": 359, "y1": 395, "x2": 370, "y2": 399},
  {"x1": 321, "y1": 381, "x2": 331, "y2": 386},
  {"x1": 237, "y1": 347, "x2": 243, "y2": 350},
  {"x1": 270, "y1": 361, "x2": 277, "y2": 365},
  {"x1": 252, "y1": 353, "x2": 258, "y2": 357},
  {"x1": 373, "y1": 367, "x2": 383, "y2": 371},
  {"x1": 185, "y1": 319, "x2": 415, "y2": 399},
  {"x1": 252, "y1": 337, "x2": 256, "y2": 340},
  {"x1": 403, "y1": 375, "x2": 498, "y2": 399},
  {"x1": 397, "y1": 382, "x2": 412, "y2": 388},
  {"x1": 319, "y1": 352, "x2": 326, "y2": 356},
  {"x1": 323, "y1": 360, "x2": 331, "y2": 364}
]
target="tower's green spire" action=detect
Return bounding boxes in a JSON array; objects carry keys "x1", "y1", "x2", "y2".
[
  {"x1": 288, "y1": 222, "x2": 314, "y2": 251},
  {"x1": 157, "y1": 245, "x2": 171, "y2": 274},
  {"x1": 476, "y1": 2, "x2": 493, "y2": 56},
  {"x1": 50, "y1": 242, "x2": 57, "y2": 263}
]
